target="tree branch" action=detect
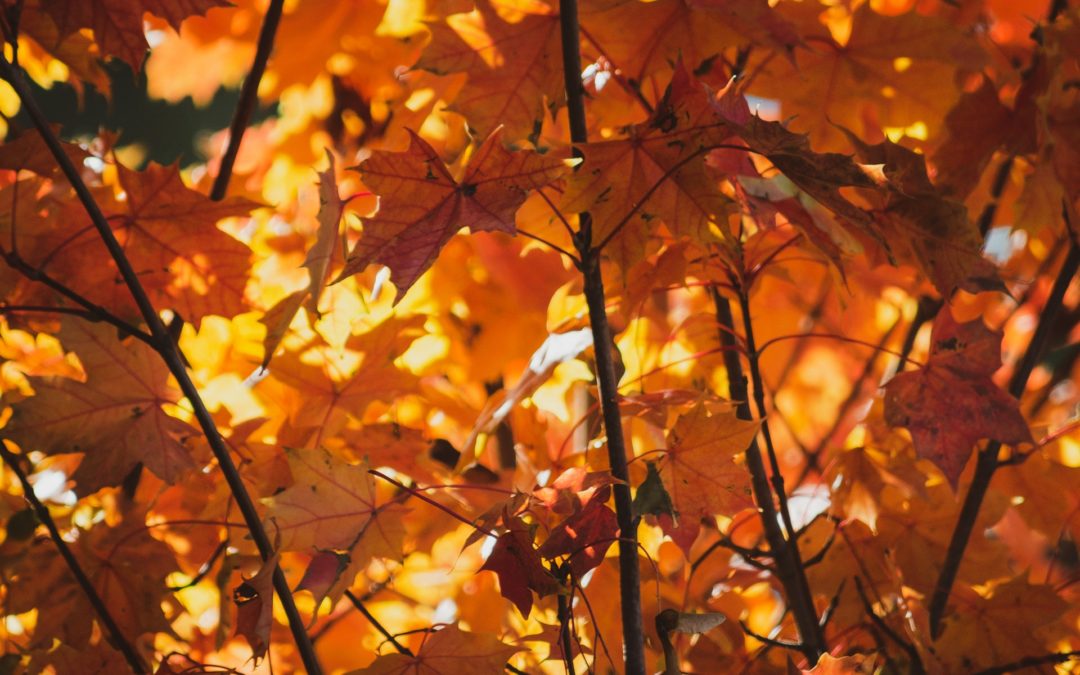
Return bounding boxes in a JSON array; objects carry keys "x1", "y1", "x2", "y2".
[
  {"x1": 209, "y1": 0, "x2": 286, "y2": 200},
  {"x1": 345, "y1": 589, "x2": 415, "y2": 657},
  {"x1": 928, "y1": 234, "x2": 1080, "y2": 637},
  {"x1": 711, "y1": 286, "x2": 827, "y2": 663},
  {"x1": 0, "y1": 250, "x2": 156, "y2": 347},
  {"x1": 0, "y1": 56, "x2": 324, "y2": 675},
  {"x1": 557, "y1": 0, "x2": 647, "y2": 670},
  {"x1": 854, "y1": 576, "x2": 923, "y2": 674},
  {"x1": 0, "y1": 441, "x2": 149, "y2": 674},
  {"x1": 972, "y1": 650, "x2": 1080, "y2": 675},
  {"x1": 739, "y1": 621, "x2": 804, "y2": 652}
]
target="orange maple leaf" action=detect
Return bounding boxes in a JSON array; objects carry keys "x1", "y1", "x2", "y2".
[
  {"x1": 353, "y1": 624, "x2": 521, "y2": 674},
  {"x1": 561, "y1": 66, "x2": 738, "y2": 265},
  {"x1": 4, "y1": 319, "x2": 197, "y2": 493},
  {"x1": 43, "y1": 0, "x2": 231, "y2": 69},
  {"x1": 264, "y1": 449, "x2": 405, "y2": 561},
  {"x1": 416, "y1": 0, "x2": 563, "y2": 141},
  {"x1": 335, "y1": 128, "x2": 571, "y2": 302},
  {"x1": 884, "y1": 309, "x2": 1032, "y2": 489},
  {"x1": 5, "y1": 513, "x2": 177, "y2": 648},
  {"x1": 657, "y1": 402, "x2": 758, "y2": 552}
]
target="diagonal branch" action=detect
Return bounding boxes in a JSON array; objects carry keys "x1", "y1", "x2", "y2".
[
  {"x1": 210, "y1": 0, "x2": 286, "y2": 201},
  {"x1": 711, "y1": 286, "x2": 827, "y2": 663},
  {"x1": 0, "y1": 56, "x2": 324, "y2": 675},
  {"x1": 557, "y1": 0, "x2": 647, "y2": 671},
  {"x1": 972, "y1": 650, "x2": 1080, "y2": 675},
  {"x1": 345, "y1": 589, "x2": 415, "y2": 657},
  {"x1": 0, "y1": 441, "x2": 149, "y2": 674},
  {"x1": 0, "y1": 249, "x2": 156, "y2": 347},
  {"x1": 927, "y1": 232, "x2": 1080, "y2": 637}
]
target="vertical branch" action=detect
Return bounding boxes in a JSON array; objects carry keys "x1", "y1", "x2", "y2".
[
  {"x1": 209, "y1": 0, "x2": 286, "y2": 201},
  {"x1": 557, "y1": 0, "x2": 646, "y2": 670},
  {"x1": 0, "y1": 441, "x2": 149, "y2": 674},
  {"x1": 735, "y1": 284, "x2": 798, "y2": 540},
  {"x1": 0, "y1": 58, "x2": 324, "y2": 675},
  {"x1": 711, "y1": 287, "x2": 826, "y2": 663},
  {"x1": 928, "y1": 236, "x2": 1080, "y2": 637},
  {"x1": 556, "y1": 565, "x2": 577, "y2": 675}
]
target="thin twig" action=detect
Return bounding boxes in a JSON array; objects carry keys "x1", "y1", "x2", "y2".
[
  {"x1": 972, "y1": 650, "x2": 1080, "y2": 675},
  {"x1": 0, "y1": 250, "x2": 156, "y2": 347},
  {"x1": 0, "y1": 56, "x2": 323, "y2": 674},
  {"x1": 818, "y1": 579, "x2": 845, "y2": 630},
  {"x1": 0, "y1": 441, "x2": 149, "y2": 674},
  {"x1": 556, "y1": 565, "x2": 577, "y2": 675},
  {"x1": 518, "y1": 229, "x2": 580, "y2": 264},
  {"x1": 797, "y1": 319, "x2": 901, "y2": 484},
  {"x1": 345, "y1": 589, "x2": 415, "y2": 657},
  {"x1": 756, "y1": 332, "x2": 917, "y2": 367},
  {"x1": 557, "y1": 0, "x2": 646, "y2": 669},
  {"x1": 210, "y1": 0, "x2": 286, "y2": 200},
  {"x1": 711, "y1": 287, "x2": 826, "y2": 663},
  {"x1": 573, "y1": 573, "x2": 616, "y2": 670},
  {"x1": 891, "y1": 296, "x2": 942, "y2": 379},
  {"x1": 168, "y1": 539, "x2": 229, "y2": 591},
  {"x1": 689, "y1": 536, "x2": 774, "y2": 574},
  {"x1": 854, "y1": 576, "x2": 923, "y2": 673},
  {"x1": 928, "y1": 233, "x2": 1080, "y2": 637},
  {"x1": 739, "y1": 621, "x2": 804, "y2": 651}
]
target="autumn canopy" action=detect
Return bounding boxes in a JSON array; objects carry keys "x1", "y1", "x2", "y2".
[{"x1": 0, "y1": 0, "x2": 1078, "y2": 673}]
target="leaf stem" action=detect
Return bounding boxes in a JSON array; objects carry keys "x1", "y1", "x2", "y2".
[
  {"x1": 0, "y1": 441, "x2": 149, "y2": 674},
  {"x1": 927, "y1": 235, "x2": 1079, "y2": 637},
  {"x1": 0, "y1": 56, "x2": 324, "y2": 675},
  {"x1": 0, "y1": 250, "x2": 156, "y2": 347},
  {"x1": 711, "y1": 287, "x2": 826, "y2": 663},
  {"x1": 210, "y1": 0, "x2": 285, "y2": 201},
  {"x1": 557, "y1": 0, "x2": 647, "y2": 669},
  {"x1": 345, "y1": 589, "x2": 415, "y2": 657}
]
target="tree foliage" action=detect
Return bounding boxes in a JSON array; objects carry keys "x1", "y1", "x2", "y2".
[{"x1": 0, "y1": 0, "x2": 1079, "y2": 673}]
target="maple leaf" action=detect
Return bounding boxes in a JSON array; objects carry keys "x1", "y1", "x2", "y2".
[
  {"x1": 930, "y1": 76, "x2": 1017, "y2": 200},
  {"x1": 351, "y1": 624, "x2": 521, "y2": 675},
  {"x1": 264, "y1": 448, "x2": 405, "y2": 562},
  {"x1": 581, "y1": 0, "x2": 799, "y2": 85},
  {"x1": 479, "y1": 512, "x2": 561, "y2": 616},
  {"x1": 884, "y1": 309, "x2": 1032, "y2": 488},
  {"x1": 752, "y1": 3, "x2": 986, "y2": 150},
  {"x1": 14, "y1": 5, "x2": 111, "y2": 91},
  {"x1": 937, "y1": 576, "x2": 1068, "y2": 670},
  {"x1": 112, "y1": 163, "x2": 258, "y2": 325},
  {"x1": 537, "y1": 497, "x2": 618, "y2": 576},
  {"x1": 801, "y1": 653, "x2": 877, "y2": 674},
  {"x1": 843, "y1": 134, "x2": 991, "y2": 295},
  {"x1": 5, "y1": 514, "x2": 176, "y2": 648},
  {"x1": 262, "y1": 151, "x2": 350, "y2": 367},
  {"x1": 8, "y1": 164, "x2": 258, "y2": 327},
  {"x1": 260, "y1": 314, "x2": 424, "y2": 444},
  {"x1": 233, "y1": 552, "x2": 279, "y2": 661},
  {"x1": 656, "y1": 402, "x2": 758, "y2": 552},
  {"x1": 561, "y1": 66, "x2": 738, "y2": 264},
  {"x1": 0, "y1": 129, "x2": 89, "y2": 177},
  {"x1": 43, "y1": 0, "x2": 231, "y2": 69},
  {"x1": 461, "y1": 328, "x2": 592, "y2": 467},
  {"x1": 708, "y1": 87, "x2": 893, "y2": 260},
  {"x1": 416, "y1": 0, "x2": 563, "y2": 141},
  {"x1": 3, "y1": 319, "x2": 198, "y2": 493},
  {"x1": 334, "y1": 128, "x2": 571, "y2": 302}
]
